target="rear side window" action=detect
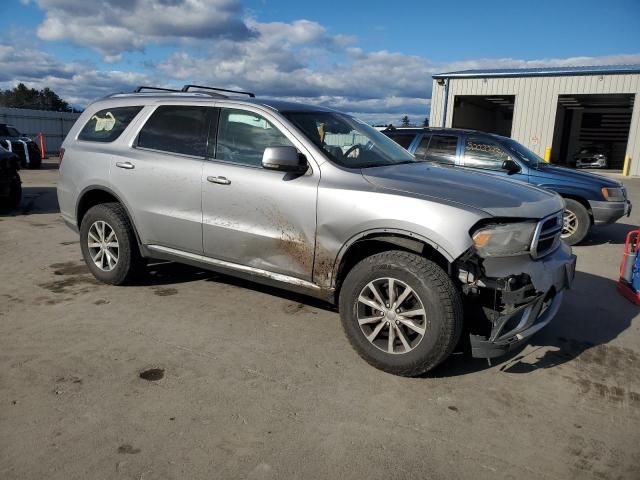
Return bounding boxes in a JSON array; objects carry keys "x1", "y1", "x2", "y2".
[
  {"x1": 137, "y1": 106, "x2": 212, "y2": 157},
  {"x1": 388, "y1": 134, "x2": 417, "y2": 149},
  {"x1": 424, "y1": 134, "x2": 457, "y2": 164},
  {"x1": 78, "y1": 106, "x2": 143, "y2": 143}
]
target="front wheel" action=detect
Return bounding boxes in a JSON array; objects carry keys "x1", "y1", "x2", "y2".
[
  {"x1": 562, "y1": 198, "x2": 590, "y2": 245},
  {"x1": 339, "y1": 251, "x2": 463, "y2": 377}
]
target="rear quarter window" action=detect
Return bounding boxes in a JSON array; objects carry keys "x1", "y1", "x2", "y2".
[{"x1": 78, "y1": 106, "x2": 143, "y2": 143}]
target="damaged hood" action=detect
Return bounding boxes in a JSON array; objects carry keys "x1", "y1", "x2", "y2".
[{"x1": 362, "y1": 162, "x2": 564, "y2": 219}]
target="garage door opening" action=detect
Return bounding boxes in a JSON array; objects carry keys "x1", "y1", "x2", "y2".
[
  {"x1": 451, "y1": 95, "x2": 515, "y2": 137},
  {"x1": 551, "y1": 94, "x2": 634, "y2": 171}
]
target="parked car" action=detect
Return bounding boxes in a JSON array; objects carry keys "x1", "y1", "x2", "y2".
[
  {"x1": 573, "y1": 146, "x2": 609, "y2": 169},
  {"x1": 0, "y1": 144, "x2": 21, "y2": 210},
  {"x1": 58, "y1": 85, "x2": 576, "y2": 377},
  {"x1": 0, "y1": 123, "x2": 42, "y2": 169},
  {"x1": 384, "y1": 127, "x2": 631, "y2": 245}
]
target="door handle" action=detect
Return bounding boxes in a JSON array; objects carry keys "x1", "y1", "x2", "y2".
[
  {"x1": 116, "y1": 161, "x2": 135, "y2": 170},
  {"x1": 207, "y1": 176, "x2": 231, "y2": 185}
]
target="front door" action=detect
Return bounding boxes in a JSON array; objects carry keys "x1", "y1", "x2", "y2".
[
  {"x1": 202, "y1": 107, "x2": 319, "y2": 280},
  {"x1": 461, "y1": 134, "x2": 529, "y2": 182}
]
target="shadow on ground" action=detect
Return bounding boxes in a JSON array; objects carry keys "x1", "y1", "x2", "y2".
[
  {"x1": 135, "y1": 261, "x2": 336, "y2": 312},
  {"x1": 430, "y1": 270, "x2": 636, "y2": 377},
  {"x1": 580, "y1": 222, "x2": 638, "y2": 246},
  {"x1": 0, "y1": 186, "x2": 59, "y2": 216}
]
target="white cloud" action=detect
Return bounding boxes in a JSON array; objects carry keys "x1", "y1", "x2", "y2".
[
  {"x1": 35, "y1": 0, "x2": 253, "y2": 58},
  {"x1": 4, "y1": 1, "x2": 640, "y2": 124}
]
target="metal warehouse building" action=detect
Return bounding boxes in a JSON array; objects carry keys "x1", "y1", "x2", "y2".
[{"x1": 429, "y1": 65, "x2": 640, "y2": 175}]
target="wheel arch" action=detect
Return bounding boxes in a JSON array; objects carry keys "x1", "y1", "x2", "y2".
[
  {"x1": 559, "y1": 194, "x2": 594, "y2": 224},
  {"x1": 330, "y1": 229, "x2": 454, "y2": 296},
  {"x1": 76, "y1": 185, "x2": 143, "y2": 247}
]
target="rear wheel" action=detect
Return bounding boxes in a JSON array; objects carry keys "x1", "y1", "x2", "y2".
[
  {"x1": 8, "y1": 173, "x2": 21, "y2": 209},
  {"x1": 80, "y1": 203, "x2": 143, "y2": 285},
  {"x1": 562, "y1": 198, "x2": 590, "y2": 245},
  {"x1": 339, "y1": 251, "x2": 463, "y2": 377}
]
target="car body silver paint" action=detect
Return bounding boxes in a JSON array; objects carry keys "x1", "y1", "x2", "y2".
[
  {"x1": 59, "y1": 93, "x2": 569, "y2": 297},
  {"x1": 362, "y1": 162, "x2": 564, "y2": 219}
]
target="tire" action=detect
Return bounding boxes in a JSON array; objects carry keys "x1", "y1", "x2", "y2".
[
  {"x1": 8, "y1": 173, "x2": 21, "y2": 209},
  {"x1": 562, "y1": 198, "x2": 590, "y2": 245},
  {"x1": 339, "y1": 250, "x2": 463, "y2": 377},
  {"x1": 79, "y1": 202, "x2": 143, "y2": 285},
  {"x1": 27, "y1": 158, "x2": 42, "y2": 170}
]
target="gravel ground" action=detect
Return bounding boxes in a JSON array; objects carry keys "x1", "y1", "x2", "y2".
[{"x1": 1, "y1": 159, "x2": 639, "y2": 480}]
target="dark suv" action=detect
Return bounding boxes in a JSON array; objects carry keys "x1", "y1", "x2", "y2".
[
  {"x1": 384, "y1": 128, "x2": 631, "y2": 245},
  {"x1": 0, "y1": 123, "x2": 42, "y2": 169}
]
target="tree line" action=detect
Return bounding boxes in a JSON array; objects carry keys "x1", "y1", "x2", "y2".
[{"x1": 0, "y1": 83, "x2": 76, "y2": 112}]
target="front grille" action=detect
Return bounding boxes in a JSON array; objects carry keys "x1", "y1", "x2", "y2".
[{"x1": 531, "y1": 211, "x2": 563, "y2": 258}]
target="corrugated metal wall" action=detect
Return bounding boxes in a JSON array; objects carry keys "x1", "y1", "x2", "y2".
[
  {"x1": 429, "y1": 73, "x2": 640, "y2": 175},
  {"x1": 0, "y1": 107, "x2": 81, "y2": 154}
]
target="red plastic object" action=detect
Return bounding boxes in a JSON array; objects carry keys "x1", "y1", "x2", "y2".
[
  {"x1": 38, "y1": 132, "x2": 47, "y2": 159},
  {"x1": 619, "y1": 229, "x2": 640, "y2": 281},
  {"x1": 617, "y1": 281, "x2": 640, "y2": 305}
]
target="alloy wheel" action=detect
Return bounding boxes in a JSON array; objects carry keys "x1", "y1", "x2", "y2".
[
  {"x1": 562, "y1": 210, "x2": 578, "y2": 238},
  {"x1": 356, "y1": 277, "x2": 428, "y2": 354},
  {"x1": 87, "y1": 220, "x2": 119, "y2": 271}
]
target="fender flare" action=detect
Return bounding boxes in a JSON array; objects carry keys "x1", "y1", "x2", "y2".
[
  {"x1": 329, "y1": 227, "x2": 457, "y2": 289},
  {"x1": 76, "y1": 184, "x2": 144, "y2": 247}
]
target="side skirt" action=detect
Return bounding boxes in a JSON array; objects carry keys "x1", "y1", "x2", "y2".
[{"x1": 144, "y1": 244, "x2": 335, "y2": 303}]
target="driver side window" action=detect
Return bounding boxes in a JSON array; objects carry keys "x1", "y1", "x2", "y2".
[
  {"x1": 463, "y1": 136, "x2": 510, "y2": 170},
  {"x1": 216, "y1": 108, "x2": 293, "y2": 167}
]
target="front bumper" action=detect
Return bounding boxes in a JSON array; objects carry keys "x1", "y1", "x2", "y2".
[
  {"x1": 462, "y1": 243, "x2": 576, "y2": 359},
  {"x1": 589, "y1": 199, "x2": 632, "y2": 225},
  {"x1": 576, "y1": 160, "x2": 607, "y2": 168}
]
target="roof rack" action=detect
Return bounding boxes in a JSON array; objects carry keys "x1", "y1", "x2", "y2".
[
  {"x1": 133, "y1": 86, "x2": 181, "y2": 93},
  {"x1": 181, "y1": 84, "x2": 256, "y2": 98}
]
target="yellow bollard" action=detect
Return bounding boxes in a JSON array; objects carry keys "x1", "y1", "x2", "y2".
[
  {"x1": 544, "y1": 147, "x2": 551, "y2": 163},
  {"x1": 623, "y1": 154, "x2": 631, "y2": 177}
]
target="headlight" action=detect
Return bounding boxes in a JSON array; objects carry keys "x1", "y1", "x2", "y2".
[
  {"x1": 601, "y1": 187, "x2": 625, "y2": 202},
  {"x1": 472, "y1": 222, "x2": 537, "y2": 257}
]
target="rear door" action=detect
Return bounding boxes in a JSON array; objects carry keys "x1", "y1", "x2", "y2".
[{"x1": 110, "y1": 105, "x2": 212, "y2": 254}]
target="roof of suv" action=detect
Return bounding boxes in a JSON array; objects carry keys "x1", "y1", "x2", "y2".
[
  {"x1": 104, "y1": 91, "x2": 338, "y2": 114},
  {"x1": 384, "y1": 127, "x2": 506, "y2": 138}
]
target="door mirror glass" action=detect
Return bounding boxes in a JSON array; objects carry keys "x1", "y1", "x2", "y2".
[
  {"x1": 502, "y1": 159, "x2": 521, "y2": 174},
  {"x1": 262, "y1": 146, "x2": 308, "y2": 173}
]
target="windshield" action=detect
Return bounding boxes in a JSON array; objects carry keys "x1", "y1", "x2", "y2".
[
  {"x1": 282, "y1": 111, "x2": 418, "y2": 168},
  {"x1": 502, "y1": 138, "x2": 543, "y2": 167}
]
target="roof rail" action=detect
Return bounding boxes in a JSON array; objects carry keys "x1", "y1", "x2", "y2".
[
  {"x1": 133, "y1": 86, "x2": 181, "y2": 93},
  {"x1": 181, "y1": 84, "x2": 256, "y2": 98}
]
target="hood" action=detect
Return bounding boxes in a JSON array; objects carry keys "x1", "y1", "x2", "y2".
[
  {"x1": 530, "y1": 164, "x2": 620, "y2": 187},
  {"x1": 362, "y1": 162, "x2": 564, "y2": 218}
]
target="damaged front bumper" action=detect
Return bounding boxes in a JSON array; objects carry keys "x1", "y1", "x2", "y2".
[{"x1": 458, "y1": 242, "x2": 576, "y2": 359}]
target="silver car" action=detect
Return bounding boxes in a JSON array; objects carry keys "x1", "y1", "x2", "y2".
[{"x1": 58, "y1": 85, "x2": 576, "y2": 376}]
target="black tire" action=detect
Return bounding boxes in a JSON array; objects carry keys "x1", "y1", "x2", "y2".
[
  {"x1": 562, "y1": 198, "x2": 590, "y2": 245},
  {"x1": 79, "y1": 202, "x2": 143, "y2": 285},
  {"x1": 339, "y1": 250, "x2": 463, "y2": 377},
  {"x1": 26, "y1": 157, "x2": 42, "y2": 169},
  {"x1": 8, "y1": 173, "x2": 21, "y2": 209}
]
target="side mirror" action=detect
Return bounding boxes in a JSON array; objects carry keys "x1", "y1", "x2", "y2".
[
  {"x1": 262, "y1": 146, "x2": 308, "y2": 174},
  {"x1": 502, "y1": 159, "x2": 521, "y2": 174}
]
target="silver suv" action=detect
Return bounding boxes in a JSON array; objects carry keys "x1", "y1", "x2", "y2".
[{"x1": 58, "y1": 85, "x2": 576, "y2": 376}]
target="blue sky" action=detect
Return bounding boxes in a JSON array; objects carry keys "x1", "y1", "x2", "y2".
[{"x1": 1, "y1": 0, "x2": 639, "y2": 123}]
